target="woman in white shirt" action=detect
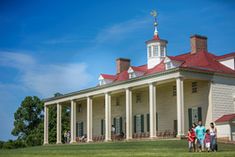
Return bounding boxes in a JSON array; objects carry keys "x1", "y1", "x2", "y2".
[{"x1": 210, "y1": 122, "x2": 217, "y2": 151}]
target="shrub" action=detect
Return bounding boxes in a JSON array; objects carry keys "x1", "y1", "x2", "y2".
[
  {"x1": 2, "y1": 140, "x2": 26, "y2": 149},
  {"x1": 0, "y1": 141, "x2": 4, "y2": 149}
]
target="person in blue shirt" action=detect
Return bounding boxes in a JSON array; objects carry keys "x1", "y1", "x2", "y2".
[{"x1": 195, "y1": 120, "x2": 206, "y2": 152}]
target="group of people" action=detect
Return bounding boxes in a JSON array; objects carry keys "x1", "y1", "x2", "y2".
[
  {"x1": 63, "y1": 130, "x2": 71, "y2": 144},
  {"x1": 188, "y1": 120, "x2": 217, "y2": 152}
]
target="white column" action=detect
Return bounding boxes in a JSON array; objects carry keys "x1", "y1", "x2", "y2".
[
  {"x1": 87, "y1": 96, "x2": 93, "y2": 142},
  {"x1": 70, "y1": 100, "x2": 77, "y2": 143},
  {"x1": 176, "y1": 77, "x2": 185, "y2": 138},
  {"x1": 125, "y1": 88, "x2": 132, "y2": 140},
  {"x1": 44, "y1": 105, "x2": 49, "y2": 145},
  {"x1": 149, "y1": 83, "x2": 157, "y2": 138},
  {"x1": 56, "y1": 103, "x2": 62, "y2": 144},
  {"x1": 105, "y1": 92, "x2": 111, "y2": 141}
]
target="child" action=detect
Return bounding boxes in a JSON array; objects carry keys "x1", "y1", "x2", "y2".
[
  {"x1": 188, "y1": 128, "x2": 196, "y2": 152},
  {"x1": 205, "y1": 129, "x2": 211, "y2": 152}
]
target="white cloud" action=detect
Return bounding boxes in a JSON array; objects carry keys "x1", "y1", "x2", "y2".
[
  {"x1": 0, "y1": 52, "x2": 92, "y2": 97},
  {"x1": 95, "y1": 17, "x2": 151, "y2": 44},
  {"x1": 0, "y1": 52, "x2": 36, "y2": 70}
]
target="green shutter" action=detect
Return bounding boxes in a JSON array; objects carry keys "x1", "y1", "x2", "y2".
[
  {"x1": 134, "y1": 115, "x2": 136, "y2": 133},
  {"x1": 147, "y1": 113, "x2": 150, "y2": 132},
  {"x1": 120, "y1": 117, "x2": 123, "y2": 133},
  {"x1": 156, "y1": 112, "x2": 158, "y2": 131},
  {"x1": 113, "y1": 117, "x2": 116, "y2": 134},
  {"x1": 188, "y1": 108, "x2": 192, "y2": 128},
  {"x1": 198, "y1": 107, "x2": 202, "y2": 121},
  {"x1": 141, "y1": 115, "x2": 144, "y2": 133},
  {"x1": 174, "y1": 120, "x2": 177, "y2": 133},
  {"x1": 81, "y1": 122, "x2": 84, "y2": 136},
  {"x1": 76, "y1": 122, "x2": 78, "y2": 137},
  {"x1": 101, "y1": 119, "x2": 104, "y2": 135}
]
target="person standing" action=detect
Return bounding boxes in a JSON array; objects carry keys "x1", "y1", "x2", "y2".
[
  {"x1": 192, "y1": 123, "x2": 197, "y2": 151},
  {"x1": 67, "y1": 131, "x2": 71, "y2": 144},
  {"x1": 187, "y1": 128, "x2": 196, "y2": 152},
  {"x1": 205, "y1": 129, "x2": 211, "y2": 152},
  {"x1": 64, "y1": 130, "x2": 67, "y2": 144},
  {"x1": 111, "y1": 125, "x2": 116, "y2": 140},
  {"x1": 195, "y1": 120, "x2": 206, "y2": 152},
  {"x1": 210, "y1": 122, "x2": 217, "y2": 151}
]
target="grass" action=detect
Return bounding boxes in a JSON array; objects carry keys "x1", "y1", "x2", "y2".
[{"x1": 0, "y1": 139, "x2": 235, "y2": 157}]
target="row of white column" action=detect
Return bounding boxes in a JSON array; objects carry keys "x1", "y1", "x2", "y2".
[{"x1": 43, "y1": 77, "x2": 185, "y2": 144}]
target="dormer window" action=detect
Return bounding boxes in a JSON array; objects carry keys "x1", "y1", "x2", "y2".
[
  {"x1": 98, "y1": 74, "x2": 116, "y2": 86},
  {"x1": 129, "y1": 72, "x2": 136, "y2": 79},
  {"x1": 99, "y1": 79, "x2": 105, "y2": 85},
  {"x1": 164, "y1": 57, "x2": 182, "y2": 70},
  {"x1": 165, "y1": 61, "x2": 172, "y2": 69},
  {"x1": 127, "y1": 67, "x2": 145, "y2": 79}
]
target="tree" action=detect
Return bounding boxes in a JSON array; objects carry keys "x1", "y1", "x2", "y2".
[
  {"x1": 12, "y1": 96, "x2": 44, "y2": 146},
  {"x1": 48, "y1": 105, "x2": 70, "y2": 144}
]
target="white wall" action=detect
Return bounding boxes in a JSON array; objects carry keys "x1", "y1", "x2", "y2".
[
  {"x1": 219, "y1": 58, "x2": 235, "y2": 70},
  {"x1": 216, "y1": 123, "x2": 231, "y2": 140},
  {"x1": 212, "y1": 76, "x2": 235, "y2": 121}
]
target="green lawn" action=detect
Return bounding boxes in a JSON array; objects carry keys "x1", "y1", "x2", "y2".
[{"x1": 0, "y1": 139, "x2": 235, "y2": 157}]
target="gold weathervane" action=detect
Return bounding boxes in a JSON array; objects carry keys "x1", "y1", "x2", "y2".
[{"x1": 150, "y1": 10, "x2": 158, "y2": 26}]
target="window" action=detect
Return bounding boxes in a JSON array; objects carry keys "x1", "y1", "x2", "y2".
[
  {"x1": 99, "y1": 79, "x2": 105, "y2": 85},
  {"x1": 148, "y1": 46, "x2": 152, "y2": 57},
  {"x1": 116, "y1": 97, "x2": 120, "y2": 106},
  {"x1": 188, "y1": 107, "x2": 202, "y2": 128},
  {"x1": 166, "y1": 62, "x2": 172, "y2": 69},
  {"x1": 152, "y1": 45, "x2": 158, "y2": 56},
  {"x1": 136, "y1": 93, "x2": 142, "y2": 103},
  {"x1": 129, "y1": 72, "x2": 135, "y2": 79},
  {"x1": 113, "y1": 117, "x2": 122, "y2": 134},
  {"x1": 160, "y1": 46, "x2": 165, "y2": 57},
  {"x1": 78, "y1": 122, "x2": 84, "y2": 137},
  {"x1": 192, "y1": 82, "x2": 198, "y2": 93},
  {"x1": 78, "y1": 104, "x2": 82, "y2": 112},
  {"x1": 173, "y1": 85, "x2": 176, "y2": 96},
  {"x1": 134, "y1": 114, "x2": 144, "y2": 133}
]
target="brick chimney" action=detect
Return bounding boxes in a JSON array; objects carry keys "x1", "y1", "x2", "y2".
[
  {"x1": 190, "y1": 34, "x2": 208, "y2": 54},
  {"x1": 116, "y1": 58, "x2": 130, "y2": 74}
]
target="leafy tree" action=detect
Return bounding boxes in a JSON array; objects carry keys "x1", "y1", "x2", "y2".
[
  {"x1": 12, "y1": 96, "x2": 44, "y2": 146},
  {"x1": 11, "y1": 95, "x2": 70, "y2": 147},
  {"x1": 48, "y1": 105, "x2": 70, "y2": 144}
]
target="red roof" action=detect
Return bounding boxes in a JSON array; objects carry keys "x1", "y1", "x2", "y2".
[
  {"x1": 178, "y1": 51, "x2": 235, "y2": 75},
  {"x1": 100, "y1": 74, "x2": 116, "y2": 80},
  {"x1": 216, "y1": 52, "x2": 235, "y2": 60},
  {"x1": 153, "y1": 34, "x2": 160, "y2": 40},
  {"x1": 215, "y1": 113, "x2": 235, "y2": 123},
  {"x1": 100, "y1": 51, "x2": 235, "y2": 84},
  {"x1": 131, "y1": 65, "x2": 147, "y2": 72}
]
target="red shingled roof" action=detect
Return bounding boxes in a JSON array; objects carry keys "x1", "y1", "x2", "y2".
[
  {"x1": 215, "y1": 113, "x2": 235, "y2": 123},
  {"x1": 179, "y1": 51, "x2": 235, "y2": 75},
  {"x1": 100, "y1": 51, "x2": 235, "y2": 83},
  {"x1": 131, "y1": 65, "x2": 147, "y2": 72},
  {"x1": 100, "y1": 74, "x2": 116, "y2": 80},
  {"x1": 216, "y1": 52, "x2": 235, "y2": 60}
]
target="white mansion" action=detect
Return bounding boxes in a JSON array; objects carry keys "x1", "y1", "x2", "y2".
[{"x1": 43, "y1": 13, "x2": 235, "y2": 144}]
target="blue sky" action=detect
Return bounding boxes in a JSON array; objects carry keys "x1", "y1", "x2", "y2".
[{"x1": 0, "y1": 0, "x2": 235, "y2": 141}]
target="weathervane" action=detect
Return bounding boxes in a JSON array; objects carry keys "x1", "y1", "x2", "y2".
[{"x1": 150, "y1": 10, "x2": 158, "y2": 36}]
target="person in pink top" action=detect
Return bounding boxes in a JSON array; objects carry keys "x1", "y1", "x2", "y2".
[{"x1": 205, "y1": 129, "x2": 211, "y2": 152}]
